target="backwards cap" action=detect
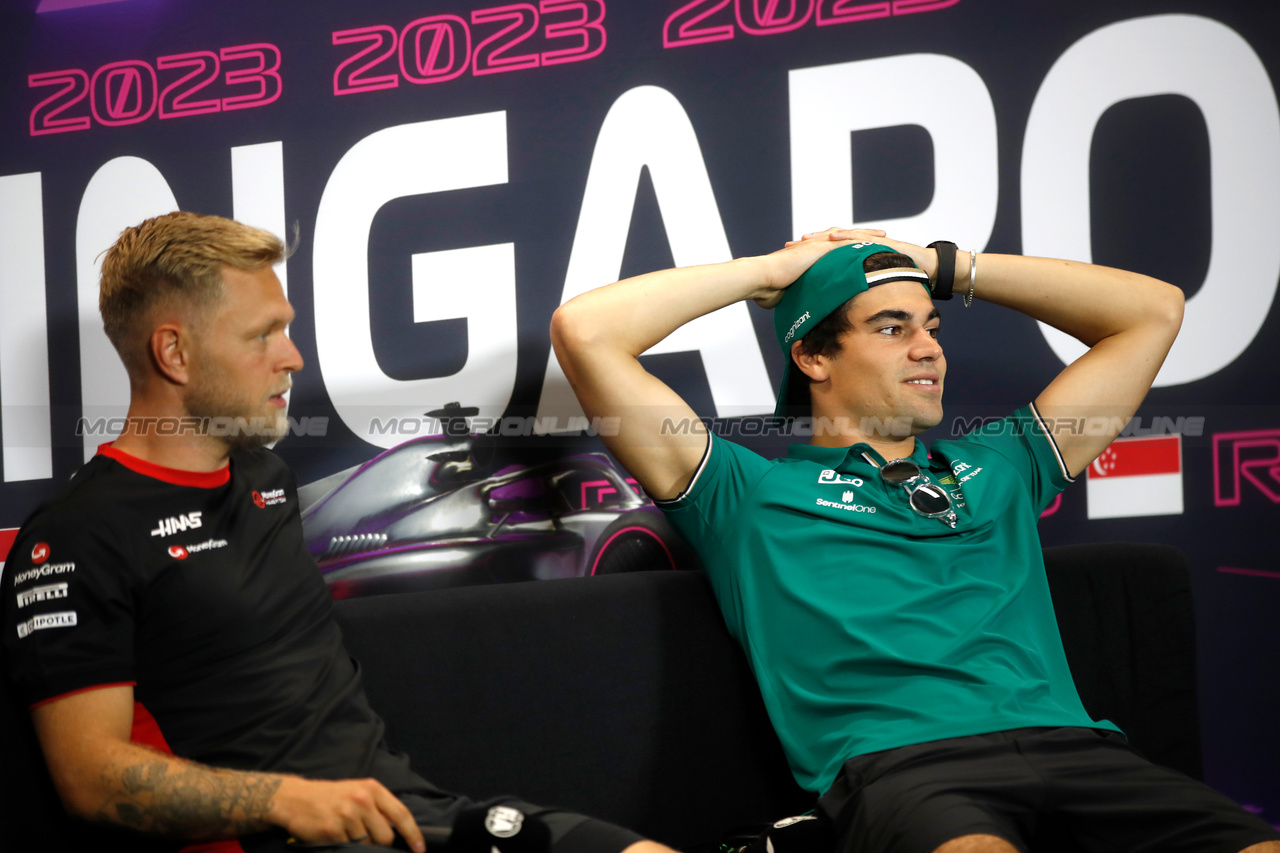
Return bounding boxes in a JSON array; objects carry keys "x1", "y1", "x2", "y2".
[{"x1": 772, "y1": 242, "x2": 931, "y2": 417}]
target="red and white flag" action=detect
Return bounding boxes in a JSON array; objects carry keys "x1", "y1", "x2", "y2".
[{"x1": 1087, "y1": 435, "x2": 1183, "y2": 519}]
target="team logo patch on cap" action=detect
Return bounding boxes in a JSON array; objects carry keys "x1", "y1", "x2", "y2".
[{"x1": 31, "y1": 542, "x2": 50, "y2": 564}]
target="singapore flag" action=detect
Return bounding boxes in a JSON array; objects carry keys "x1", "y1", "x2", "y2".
[{"x1": 1086, "y1": 435, "x2": 1184, "y2": 519}]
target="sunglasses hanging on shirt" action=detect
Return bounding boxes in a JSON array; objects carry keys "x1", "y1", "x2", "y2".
[{"x1": 878, "y1": 458, "x2": 957, "y2": 529}]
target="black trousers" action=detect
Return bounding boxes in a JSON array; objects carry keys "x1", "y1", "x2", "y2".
[{"x1": 818, "y1": 727, "x2": 1280, "y2": 853}]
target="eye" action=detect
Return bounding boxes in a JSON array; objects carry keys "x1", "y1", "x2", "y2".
[
  {"x1": 927, "y1": 326, "x2": 940, "y2": 339},
  {"x1": 877, "y1": 325, "x2": 900, "y2": 336}
]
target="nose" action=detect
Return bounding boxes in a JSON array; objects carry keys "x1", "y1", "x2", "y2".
[
  {"x1": 911, "y1": 328, "x2": 943, "y2": 362},
  {"x1": 279, "y1": 333, "x2": 304, "y2": 374}
]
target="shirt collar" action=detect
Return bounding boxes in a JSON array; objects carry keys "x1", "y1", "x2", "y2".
[{"x1": 788, "y1": 438, "x2": 931, "y2": 469}]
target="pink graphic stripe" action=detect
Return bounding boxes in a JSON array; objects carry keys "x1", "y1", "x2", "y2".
[
  {"x1": 891, "y1": 0, "x2": 961, "y2": 13},
  {"x1": 37, "y1": 0, "x2": 132, "y2": 11},
  {"x1": 1217, "y1": 567, "x2": 1280, "y2": 580},
  {"x1": 590, "y1": 526, "x2": 674, "y2": 575}
]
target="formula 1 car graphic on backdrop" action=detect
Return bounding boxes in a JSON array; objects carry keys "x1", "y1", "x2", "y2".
[{"x1": 298, "y1": 406, "x2": 689, "y2": 598}]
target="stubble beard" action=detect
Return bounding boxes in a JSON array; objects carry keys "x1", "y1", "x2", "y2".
[{"x1": 185, "y1": 368, "x2": 288, "y2": 452}]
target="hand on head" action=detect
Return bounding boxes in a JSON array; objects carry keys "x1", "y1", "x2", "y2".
[{"x1": 792, "y1": 227, "x2": 940, "y2": 278}]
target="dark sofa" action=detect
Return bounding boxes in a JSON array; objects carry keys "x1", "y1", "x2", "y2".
[{"x1": 2, "y1": 543, "x2": 1201, "y2": 850}]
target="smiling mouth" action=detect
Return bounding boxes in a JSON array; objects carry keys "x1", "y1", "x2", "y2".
[{"x1": 906, "y1": 379, "x2": 938, "y2": 386}]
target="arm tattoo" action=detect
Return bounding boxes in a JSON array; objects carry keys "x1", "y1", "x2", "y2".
[{"x1": 94, "y1": 754, "x2": 283, "y2": 838}]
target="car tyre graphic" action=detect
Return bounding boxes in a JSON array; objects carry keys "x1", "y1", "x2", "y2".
[{"x1": 588, "y1": 513, "x2": 676, "y2": 576}]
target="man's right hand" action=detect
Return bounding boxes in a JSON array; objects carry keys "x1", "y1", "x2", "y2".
[
  {"x1": 748, "y1": 230, "x2": 871, "y2": 308},
  {"x1": 269, "y1": 775, "x2": 426, "y2": 851},
  {"x1": 32, "y1": 685, "x2": 426, "y2": 852}
]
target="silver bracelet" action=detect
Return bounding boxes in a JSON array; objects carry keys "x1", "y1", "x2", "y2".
[{"x1": 964, "y1": 251, "x2": 977, "y2": 308}]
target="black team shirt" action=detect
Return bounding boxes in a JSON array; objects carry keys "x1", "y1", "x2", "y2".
[{"x1": 2, "y1": 445, "x2": 419, "y2": 797}]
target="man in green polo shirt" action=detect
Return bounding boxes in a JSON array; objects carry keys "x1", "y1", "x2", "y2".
[{"x1": 550, "y1": 227, "x2": 1280, "y2": 853}]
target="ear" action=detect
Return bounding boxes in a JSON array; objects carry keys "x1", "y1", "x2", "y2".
[
  {"x1": 791, "y1": 340, "x2": 830, "y2": 384},
  {"x1": 149, "y1": 323, "x2": 192, "y2": 385}
]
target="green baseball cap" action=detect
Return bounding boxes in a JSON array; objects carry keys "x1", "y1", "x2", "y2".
[{"x1": 773, "y1": 242, "x2": 931, "y2": 417}]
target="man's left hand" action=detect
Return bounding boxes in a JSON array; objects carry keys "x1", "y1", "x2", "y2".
[{"x1": 791, "y1": 227, "x2": 941, "y2": 279}]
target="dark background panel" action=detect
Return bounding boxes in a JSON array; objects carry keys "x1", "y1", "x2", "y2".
[{"x1": 1, "y1": 0, "x2": 1277, "y2": 822}]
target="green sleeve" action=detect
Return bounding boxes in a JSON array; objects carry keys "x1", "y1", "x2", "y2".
[
  {"x1": 654, "y1": 434, "x2": 775, "y2": 561},
  {"x1": 955, "y1": 402, "x2": 1075, "y2": 514}
]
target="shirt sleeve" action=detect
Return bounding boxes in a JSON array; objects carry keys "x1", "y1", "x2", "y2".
[
  {"x1": 653, "y1": 433, "x2": 775, "y2": 558},
  {"x1": 955, "y1": 402, "x2": 1075, "y2": 514},
  {"x1": 2, "y1": 507, "x2": 139, "y2": 708}
]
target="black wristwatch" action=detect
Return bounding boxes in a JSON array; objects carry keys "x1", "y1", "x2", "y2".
[{"x1": 925, "y1": 240, "x2": 957, "y2": 300}]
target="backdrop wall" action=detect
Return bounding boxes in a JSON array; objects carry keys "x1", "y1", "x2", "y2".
[{"x1": 1, "y1": 0, "x2": 1277, "y2": 822}]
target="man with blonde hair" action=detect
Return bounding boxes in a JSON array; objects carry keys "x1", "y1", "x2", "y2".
[{"x1": 3, "y1": 212, "x2": 670, "y2": 853}]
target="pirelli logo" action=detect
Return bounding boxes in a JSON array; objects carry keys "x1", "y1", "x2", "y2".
[
  {"x1": 16, "y1": 610, "x2": 77, "y2": 639},
  {"x1": 16, "y1": 582, "x2": 68, "y2": 609}
]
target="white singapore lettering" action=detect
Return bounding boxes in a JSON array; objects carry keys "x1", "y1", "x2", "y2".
[
  {"x1": 16, "y1": 582, "x2": 68, "y2": 608},
  {"x1": 151, "y1": 511, "x2": 203, "y2": 538},
  {"x1": 816, "y1": 498, "x2": 876, "y2": 513},
  {"x1": 15, "y1": 610, "x2": 77, "y2": 638},
  {"x1": 12, "y1": 561, "x2": 75, "y2": 586}
]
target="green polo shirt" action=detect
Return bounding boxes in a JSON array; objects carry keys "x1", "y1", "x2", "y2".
[{"x1": 656, "y1": 403, "x2": 1119, "y2": 795}]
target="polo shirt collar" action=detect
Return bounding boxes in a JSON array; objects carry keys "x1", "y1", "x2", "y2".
[{"x1": 787, "y1": 437, "x2": 931, "y2": 473}]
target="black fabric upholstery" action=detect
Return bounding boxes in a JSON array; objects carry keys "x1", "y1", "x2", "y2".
[
  {"x1": 1043, "y1": 542, "x2": 1202, "y2": 781},
  {"x1": 1, "y1": 543, "x2": 1202, "y2": 850},
  {"x1": 334, "y1": 570, "x2": 811, "y2": 849}
]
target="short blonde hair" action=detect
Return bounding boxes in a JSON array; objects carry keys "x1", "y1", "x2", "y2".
[{"x1": 100, "y1": 211, "x2": 285, "y2": 379}]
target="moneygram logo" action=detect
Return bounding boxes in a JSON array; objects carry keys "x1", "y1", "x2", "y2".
[
  {"x1": 253, "y1": 488, "x2": 286, "y2": 507},
  {"x1": 31, "y1": 542, "x2": 50, "y2": 564},
  {"x1": 170, "y1": 539, "x2": 229, "y2": 560},
  {"x1": 12, "y1": 562, "x2": 75, "y2": 586}
]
